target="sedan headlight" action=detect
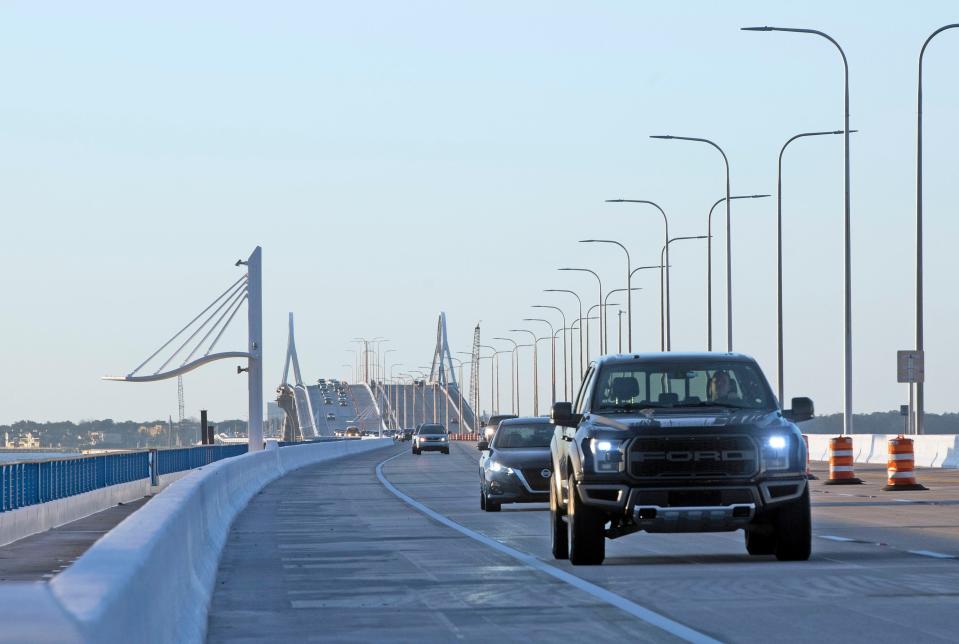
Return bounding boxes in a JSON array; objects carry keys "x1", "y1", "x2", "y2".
[
  {"x1": 762, "y1": 435, "x2": 790, "y2": 470},
  {"x1": 589, "y1": 438, "x2": 626, "y2": 473},
  {"x1": 489, "y1": 461, "x2": 513, "y2": 474}
]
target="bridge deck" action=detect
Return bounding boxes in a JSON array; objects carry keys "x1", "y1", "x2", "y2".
[
  {"x1": 208, "y1": 444, "x2": 959, "y2": 642},
  {"x1": 0, "y1": 496, "x2": 150, "y2": 582}
]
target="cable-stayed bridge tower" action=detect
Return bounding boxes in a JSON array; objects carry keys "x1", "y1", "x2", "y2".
[{"x1": 429, "y1": 312, "x2": 457, "y2": 387}]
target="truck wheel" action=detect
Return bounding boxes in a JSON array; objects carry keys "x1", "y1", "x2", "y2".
[
  {"x1": 412, "y1": 448, "x2": 420, "y2": 455},
  {"x1": 480, "y1": 488, "x2": 487, "y2": 510},
  {"x1": 549, "y1": 476, "x2": 569, "y2": 560},
  {"x1": 484, "y1": 493, "x2": 501, "y2": 512},
  {"x1": 567, "y1": 475, "x2": 605, "y2": 565},
  {"x1": 744, "y1": 525, "x2": 776, "y2": 555},
  {"x1": 443, "y1": 448, "x2": 450, "y2": 455},
  {"x1": 774, "y1": 486, "x2": 811, "y2": 561}
]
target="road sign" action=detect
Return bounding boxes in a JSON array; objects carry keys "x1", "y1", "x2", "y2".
[{"x1": 897, "y1": 350, "x2": 924, "y2": 383}]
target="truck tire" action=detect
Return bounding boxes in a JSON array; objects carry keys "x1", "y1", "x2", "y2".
[
  {"x1": 412, "y1": 448, "x2": 420, "y2": 455},
  {"x1": 484, "y1": 493, "x2": 501, "y2": 512},
  {"x1": 480, "y1": 488, "x2": 487, "y2": 510},
  {"x1": 567, "y1": 474, "x2": 605, "y2": 565},
  {"x1": 744, "y1": 525, "x2": 776, "y2": 555},
  {"x1": 774, "y1": 486, "x2": 811, "y2": 561},
  {"x1": 549, "y1": 476, "x2": 569, "y2": 560}
]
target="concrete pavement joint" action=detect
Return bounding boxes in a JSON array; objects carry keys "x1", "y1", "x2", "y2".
[{"x1": 376, "y1": 450, "x2": 721, "y2": 644}]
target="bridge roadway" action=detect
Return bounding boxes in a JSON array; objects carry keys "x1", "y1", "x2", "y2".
[{"x1": 207, "y1": 442, "x2": 959, "y2": 643}]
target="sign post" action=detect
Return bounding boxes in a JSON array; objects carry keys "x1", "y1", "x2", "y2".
[{"x1": 897, "y1": 350, "x2": 924, "y2": 434}]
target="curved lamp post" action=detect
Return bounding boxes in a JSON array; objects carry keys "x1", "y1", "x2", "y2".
[
  {"x1": 706, "y1": 194, "x2": 771, "y2": 350},
  {"x1": 651, "y1": 135, "x2": 732, "y2": 350},
  {"x1": 559, "y1": 268, "x2": 604, "y2": 356},
  {"x1": 915, "y1": 25, "x2": 959, "y2": 434},
  {"x1": 580, "y1": 239, "x2": 632, "y2": 351},
  {"x1": 606, "y1": 199, "x2": 671, "y2": 349},
  {"x1": 776, "y1": 130, "x2": 848, "y2": 405},
  {"x1": 743, "y1": 25, "x2": 853, "y2": 434}
]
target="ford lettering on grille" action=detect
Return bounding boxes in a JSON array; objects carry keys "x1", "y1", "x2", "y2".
[{"x1": 629, "y1": 436, "x2": 757, "y2": 478}]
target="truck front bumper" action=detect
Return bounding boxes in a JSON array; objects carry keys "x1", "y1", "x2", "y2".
[{"x1": 577, "y1": 477, "x2": 807, "y2": 534}]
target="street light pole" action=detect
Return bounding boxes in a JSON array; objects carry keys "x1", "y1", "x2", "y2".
[
  {"x1": 545, "y1": 289, "x2": 584, "y2": 380},
  {"x1": 511, "y1": 329, "x2": 540, "y2": 415},
  {"x1": 524, "y1": 318, "x2": 557, "y2": 406},
  {"x1": 629, "y1": 265, "x2": 666, "y2": 351},
  {"x1": 532, "y1": 305, "x2": 569, "y2": 400},
  {"x1": 744, "y1": 25, "x2": 853, "y2": 435},
  {"x1": 580, "y1": 239, "x2": 632, "y2": 351},
  {"x1": 559, "y1": 268, "x2": 604, "y2": 356},
  {"x1": 915, "y1": 25, "x2": 959, "y2": 434},
  {"x1": 493, "y1": 337, "x2": 519, "y2": 414},
  {"x1": 777, "y1": 130, "x2": 847, "y2": 405},
  {"x1": 651, "y1": 135, "x2": 732, "y2": 350},
  {"x1": 606, "y1": 199, "x2": 671, "y2": 349},
  {"x1": 604, "y1": 288, "x2": 642, "y2": 352},
  {"x1": 661, "y1": 236, "x2": 709, "y2": 350},
  {"x1": 706, "y1": 194, "x2": 771, "y2": 350}
]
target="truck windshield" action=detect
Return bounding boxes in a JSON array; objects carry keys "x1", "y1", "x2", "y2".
[{"x1": 592, "y1": 361, "x2": 776, "y2": 412}]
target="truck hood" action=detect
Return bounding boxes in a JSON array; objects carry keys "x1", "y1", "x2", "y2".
[{"x1": 589, "y1": 409, "x2": 789, "y2": 432}]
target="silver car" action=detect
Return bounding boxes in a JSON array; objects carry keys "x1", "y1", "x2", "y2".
[{"x1": 412, "y1": 424, "x2": 450, "y2": 455}]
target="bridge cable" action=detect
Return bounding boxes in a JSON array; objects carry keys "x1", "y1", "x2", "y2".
[{"x1": 127, "y1": 274, "x2": 247, "y2": 377}]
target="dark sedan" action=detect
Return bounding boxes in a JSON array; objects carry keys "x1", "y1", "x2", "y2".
[{"x1": 478, "y1": 417, "x2": 553, "y2": 512}]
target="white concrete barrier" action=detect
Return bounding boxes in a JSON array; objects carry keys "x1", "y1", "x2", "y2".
[
  {"x1": 806, "y1": 433, "x2": 959, "y2": 468},
  {"x1": 0, "y1": 438, "x2": 392, "y2": 644}
]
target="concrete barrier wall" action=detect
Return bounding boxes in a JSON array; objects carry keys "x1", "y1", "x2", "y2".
[
  {"x1": 0, "y1": 468, "x2": 195, "y2": 549},
  {"x1": 807, "y1": 433, "x2": 959, "y2": 468},
  {"x1": 0, "y1": 438, "x2": 392, "y2": 644}
]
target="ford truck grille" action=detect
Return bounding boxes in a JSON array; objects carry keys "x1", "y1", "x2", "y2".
[{"x1": 629, "y1": 435, "x2": 757, "y2": 478}]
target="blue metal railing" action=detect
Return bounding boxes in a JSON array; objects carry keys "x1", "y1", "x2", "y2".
[
  {"x1": 154, "y1": 444, "x2": 248, "y2": 475},
  {"x1": 0, "y1": 438, "x2": 369, "y2": 513},
  {"x1": 0, "y1": 452, "x2": 150, "y2": 512}
]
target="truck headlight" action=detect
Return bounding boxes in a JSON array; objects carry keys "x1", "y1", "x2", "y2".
[
  {"x1": 763, "y1": 435, "x2": 790, "y2": 470},
  {"x1": 589, "y1": 438, "x2": 626, "y2": 473}
]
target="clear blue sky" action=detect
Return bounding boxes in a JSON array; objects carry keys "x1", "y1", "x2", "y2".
[{"x1": 2, "y1": 1, "x2": 958, "y2": 423}]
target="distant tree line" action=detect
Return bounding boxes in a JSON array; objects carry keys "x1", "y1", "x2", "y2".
[
  {"x1": 0, "y1": 418, "x2": 248, "y2": 450},
  {"x1": 802, "y1": 411, "x2": 959, "y2": 435}
]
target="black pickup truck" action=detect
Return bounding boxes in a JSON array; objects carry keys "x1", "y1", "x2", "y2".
[{"x1": 549, "y1": 352, "x2": 813, "y2": 565}]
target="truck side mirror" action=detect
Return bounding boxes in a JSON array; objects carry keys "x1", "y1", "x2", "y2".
[
  {"x1": 477, "y1": 440, "x2": 489, "y2": 451},
  {"x1": 786, "y1": 397, "x2": 814, "y2": 423},
  {"x1": 551, "y1": 402, "x2": 579, "y2": 427}
]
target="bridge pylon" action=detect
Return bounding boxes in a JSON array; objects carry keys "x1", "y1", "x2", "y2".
[{"x1": 429, "y1": 312, "x2": 458, "y2": 387}]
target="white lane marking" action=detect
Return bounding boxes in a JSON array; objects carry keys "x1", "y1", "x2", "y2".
[
  {"x1": 820, "y1": 535, "x2": 857, "y2": 542},
  {"x1": 907, "y1": 550, "x2": 956, "y2": 559},
  {"x1": 376, "y1": 451, "x2": 720, "y2": 644}
]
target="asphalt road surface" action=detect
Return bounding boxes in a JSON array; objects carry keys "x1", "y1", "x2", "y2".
[{"x1": 207, "y1": 441, "x2": 959, "y2": 643}]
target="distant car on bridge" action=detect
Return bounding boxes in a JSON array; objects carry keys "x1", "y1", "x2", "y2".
[
  {"x1": 412, "y1": 424, "x2": 449, "y2": 455},
  {"x1": 477, "y1": 417, "x2": 553, "y2": 512},
  {"x1": 345, "y1": 426, "x2": 362, "y2": 438},
  {"x1": 325, "y1": 413, "x2": 336, "y2": 421},
  {"x1": 481, "y1": 414, "x2": 518, "y2": 443}
]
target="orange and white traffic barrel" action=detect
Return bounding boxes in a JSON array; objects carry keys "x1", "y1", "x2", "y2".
[
  {"x1": 801, "y1": 434, "x2": 817, "y2": 480},
  {"x1": 883, "y1": 435, "x2": 927, "y2": 491},
  {"x1": 823, "y1": 435, "x2": 863, "y2": 485}
]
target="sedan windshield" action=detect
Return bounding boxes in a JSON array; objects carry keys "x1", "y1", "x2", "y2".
[
  {"x1": 592, "y1": 361, "x2": 776, "y2": 412},
  {"x1": 492, "y1": 425, "x2": 554, "y2": 449}
]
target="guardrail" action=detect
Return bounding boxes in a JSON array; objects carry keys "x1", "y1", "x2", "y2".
[
  {"x1": 1, "y1": 452, "x2": 148, "y2": 513},
  {"x1": 154, "y1": 445, "x2": 248, "y2": 476}
]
